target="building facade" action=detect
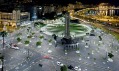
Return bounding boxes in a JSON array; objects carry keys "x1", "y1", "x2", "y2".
[
  {"x1": 97, "y1": 3, "x2": 119, "y2": 16},
  {"x1": 42, "y1": 5, "x2": 56, "y2": 14},
  {"x1": 0, "y1": 10, "x2": 30, "y2": 27}
]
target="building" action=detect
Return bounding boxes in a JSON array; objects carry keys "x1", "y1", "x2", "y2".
[
  {"x1": 42, "y1": 4, "x2": 56, "y2": 14},
  {"x1": 16, "y1": 0, "x2": 32, "y2": 3},
  {"x1": 0, "y1": 10, "x2": 30, "y2": 27},
  {"x1": 97, "y1": 3, "x2": 119, "y2": 16}
]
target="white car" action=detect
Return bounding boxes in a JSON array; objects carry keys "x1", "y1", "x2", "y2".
[
  {"x1": 57, "y1": 61, "x2": 64, "y2": 66},
  {"x1": 74, "y1": 66, "x2": 78, "y2": 70},
  {"x1": 0, "y1": 59, "x2": 2, "y2": 68},
  {"x1": 74, "y1": 66, "x2": 81, "y2": 71}
]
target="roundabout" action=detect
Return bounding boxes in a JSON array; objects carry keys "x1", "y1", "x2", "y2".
[{"x1": 41, "y1": 23, "x2": 92, "y2": 38}]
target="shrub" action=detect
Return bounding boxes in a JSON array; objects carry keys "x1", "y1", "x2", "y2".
[
  {"x1": 17, "y1": 37, "x2": 21, "y2": 42},
  {"x1": 88, "y1": 53, "x2": 90, "y2": 55},
  {"x1": 16, "y1": 33, "x2": 22, "y2": 36},
  {"x1": 108, "y1": 53, "x2": 114, "y2": 58},
  {"x1": 36, "y1": 41, "x2": 42, "y2": 46},
  {"x1": 27, "y1": 35, "x2": 32, "y2": 38},
  {"x1": 32, "y1": 32, "x2": 35, "y2": 35},
  {"x1": 48, "y1": 39, "x2": 52, "y2": 43},
  {"x1": 60, "y1": 65, "x2": 67, "y2": 71},
  {"x1": 77, "y1": 48, "x2": 80, "y2": 50},
  {"x1": 94, "y1": 58, "x2": 96, "y2": 61},
  {"x1": 39, "y1": 36, "x2": 44, "y2": 39},
  {"x1": 24, "y1": 40, "x2": 30, "y2": 44}
]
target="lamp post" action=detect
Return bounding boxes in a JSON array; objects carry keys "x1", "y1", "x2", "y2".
[{"x1": 27, "y1": 47, "x2": 30, "y2": 59}]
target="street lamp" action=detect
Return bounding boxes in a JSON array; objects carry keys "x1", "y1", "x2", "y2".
[{"x1": 27, "y1": 47, "x2": 30, "y2": 59}]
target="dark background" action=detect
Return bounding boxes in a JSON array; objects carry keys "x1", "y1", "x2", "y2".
[
  {"x1": 34, "y1": 0, "x2": 119, "y2": 6},
  {"x1": 0, "y1": 0, "x2": 119, "y2": 6}
]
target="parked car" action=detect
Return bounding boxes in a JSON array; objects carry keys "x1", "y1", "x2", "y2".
[
  {"x1": 11, "y1": 44, "x2": 19, "y2": 50},
  {"x1": 74, "y1": 66, "x2": 79, "y2": 70},
  {"x1": 43, "y1": 55, "x2": 53, "y2": 59},
  {"x1": 57, "y1": 61, "x2": 64, "y2": 66},
  {"x1": 68, "y1": 65, "x2": 74, "y2": 70},
  {"x1": 39, "y1": 64, "x2": 43, "y2": 67}
]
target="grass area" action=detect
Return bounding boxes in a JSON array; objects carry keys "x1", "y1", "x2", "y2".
[
  {"x1": 47, "y1": 24, "x2": 88, "y2": 33},
  {"x1": 34, "y1": 22, "x2": 46, "y2": 28}
]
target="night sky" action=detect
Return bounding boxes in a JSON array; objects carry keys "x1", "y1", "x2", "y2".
[
  {"x1": 35, "y1": 0, "x2": 119, "y2": 6},
  {"x1": 0, "y1": 0, "x2": 119, "y2": 6}
]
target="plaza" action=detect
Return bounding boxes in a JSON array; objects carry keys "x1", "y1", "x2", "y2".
[{"x1": 0, "y1": 16, "x2": 119, "y2": 71}]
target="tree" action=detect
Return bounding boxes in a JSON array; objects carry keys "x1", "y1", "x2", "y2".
[
  {"x1": 24, "y1": 40, "x2": 30, "y2": 45},
  {"x1": 108, "y1": 53, "x2": 114, "y2": 58},
  {"x1": 36, "y1": 41, "x2": 42, "y2": 46},
  {"x1": 17, "y1": 37, "x2": 22, "y2": 42},
  {"x1": 60, "y1": 65, "x2": 68, "y2": 71},
  {"x1": 27, "y1": 35, "x2": 32, "y2": 39},
  {"x1": 48, "y1": 39, "x2": 52, "y2": 43},
  {"x1": 24, "y1": 40, "x2": 30, "y2": 59},
  {"x1": 39, "y1": 36, "x2": 44, "y2": 39},
  {"x1": 0, "y1": 31, "x2": 7, "y2": 51}
]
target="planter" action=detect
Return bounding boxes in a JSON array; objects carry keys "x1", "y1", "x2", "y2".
[
  {"x1": 25, "y1": 44, "x2": 29, "y2": 46},
  {"x1": 18, "y1": 42, "x2": 22, "y2": 44},
  {"x1": 65, "y1": 50, "x2": 67, "y2": 55},
  {"x1": 49, "y1": 43, "x2": 52, "y2": 45},
  {"x1": 79, "y1": 58, "x2": 82, "y2": 61},
  {"x1": 85, "y1": 45, "x2": 89, "y2": 48},
  {"x1": 32, "y1": 37, "x2": 35, "y2": 38},
  {"x1": 48, "y1": 50, "x2": 52, "y2": 53},
  {"x1": 37, "y1": 46, "x2": 41, "y2": 48},
  {"x1": 65, "y1": 52, "x2": 67, "y2": 55},
  {"x1": 108, "y1": 58, "x2": 113, "y2": 62},
  {"x1": 76, "y1": 50, "x2": 80, "y2": 53},
  {"x1": 41, "y1": 39, "x2": 43, "y2": 42}
]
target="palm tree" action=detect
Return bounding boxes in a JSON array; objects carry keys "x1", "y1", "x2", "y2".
[
  {"x1": 0, "y1": 31, "x2": 7, "y2": 71},
  {"x1": 24, "y1": 40, "x2": 30, "y2": 59},
  {"x1": 0, "y1": 31, "x2": 7, "y2": 51}
]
